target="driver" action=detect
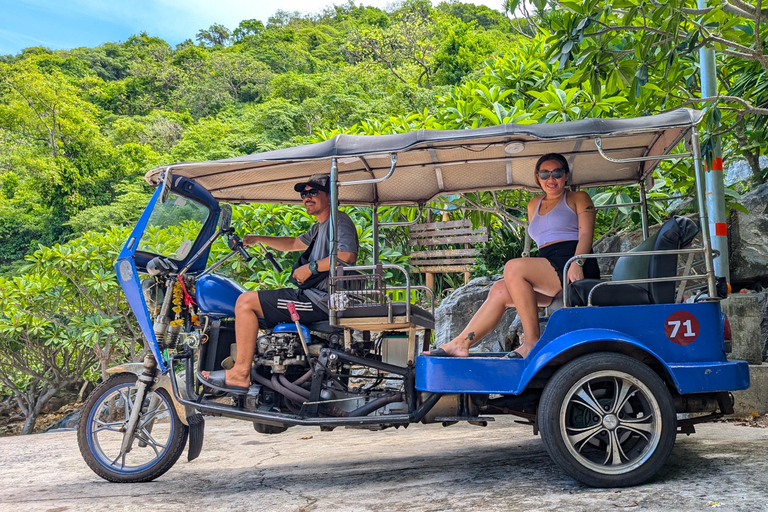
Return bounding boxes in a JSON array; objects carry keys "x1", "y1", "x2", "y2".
[{"x1": 198, "y1": 174, "x2": 359, "y2": 394}]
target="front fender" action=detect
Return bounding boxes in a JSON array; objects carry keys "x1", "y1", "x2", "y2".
[
  {"x1": 106, "y1": 363, "x2": 190, "y2": 425},
  {"x1": 521, "y1": 328, "x2": 681, "y2": 391}
]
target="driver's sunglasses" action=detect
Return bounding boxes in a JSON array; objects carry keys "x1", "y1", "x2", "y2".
[
  {"x1": 537, "y1": 168, "x2": 567, "y2": 180},
  {"x1": 300, "y1": 188, "x2": 320, "y2": 199}
]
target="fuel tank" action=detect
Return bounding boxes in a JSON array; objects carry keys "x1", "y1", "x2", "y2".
[{"x1": 195, "y1": 274, "x2": 246, "y2": 317}]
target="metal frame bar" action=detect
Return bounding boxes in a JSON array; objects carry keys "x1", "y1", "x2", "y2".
[
  {"x1": 169, "y1": 352, "x2": 443, "y2": 427},
  {"x1": 333, "y1": 263, "x2": 414, "y2": 322},
  {"x1": 585, "y1": 274, "x2": 708, "y2": 306},
  {"x1": 691, "y1": 131, "x2": 719, "y2": 299},
  {"x1": 562, "y1": 248, "x2": 708, "y2": 307},
  {"x1": 594, "y1": 137, "x2": 692, "y2": 163}
]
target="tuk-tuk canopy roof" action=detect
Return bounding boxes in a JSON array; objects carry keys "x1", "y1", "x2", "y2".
[{"x1": 146, "y1": 109, "x2": 703, "y2": 206}]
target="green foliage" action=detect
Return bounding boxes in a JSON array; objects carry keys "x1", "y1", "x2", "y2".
[
  {"x1": 1, "y1": 1, "x2": 765, "y2": 428},
  {"x1": 0, "y1": 227, "x2": 142, "y2": 432}
]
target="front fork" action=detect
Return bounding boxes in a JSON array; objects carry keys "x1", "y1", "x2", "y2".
[{"x1": 120, "y1": 354, "x2": 158, "y2": 454}]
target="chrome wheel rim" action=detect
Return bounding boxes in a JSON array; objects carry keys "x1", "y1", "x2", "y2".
[
  {"x1": 86, "y1": 382, "x2": 175, "y2": 474},
  {"x1": 559, "y1": 370, "x2": 662, "y2": 475}
]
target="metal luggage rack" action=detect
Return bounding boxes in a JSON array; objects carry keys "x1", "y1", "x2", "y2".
[
  {"x1": 328, "y1": 264, "x2": 434, "y2": 321},
  {"x1": 329, "y1": 267, "x2": 388, "y2": 311}
]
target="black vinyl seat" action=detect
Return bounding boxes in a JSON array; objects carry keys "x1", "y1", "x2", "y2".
[{"x1": 569, "y1": 216, "x2": 699, "y2": 307}]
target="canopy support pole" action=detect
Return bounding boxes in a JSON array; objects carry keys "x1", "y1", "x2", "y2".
[
  {"x1": 329, "y1": 157, "x2": 339, "y2": 325},
  {"x1": 639, "y1": 179, "x2": 649, "y2": 240},
  {"x1": 372, "y1": 206, "x2": 379, "y2": 264},
  {"x1": 691, "y1": 130, "x2": 718, "y2": 299},
  {"x1": 698, "y1": 0, "x2": 730, "y2": 283}
]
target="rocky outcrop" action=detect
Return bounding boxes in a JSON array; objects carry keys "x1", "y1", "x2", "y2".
[
  {"x1": 434, "y1": 275, "x2": 519, "y2": 353},
  {"x1": 729, "y1": 183, "x2": 768, "y2": 287}
]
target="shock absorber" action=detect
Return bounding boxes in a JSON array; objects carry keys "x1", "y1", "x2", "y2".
[{"x1": 153, "y1": 277, "x2": 175, "y2": 349}]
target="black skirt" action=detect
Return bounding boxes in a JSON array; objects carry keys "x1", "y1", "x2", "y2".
[{"x1": 538, "y1": 240, "x2": 600, "y2": 285}]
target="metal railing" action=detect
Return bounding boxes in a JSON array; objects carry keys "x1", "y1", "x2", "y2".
[{"x1": 561, "y1": 247, "x2": 712, "y2": 307}]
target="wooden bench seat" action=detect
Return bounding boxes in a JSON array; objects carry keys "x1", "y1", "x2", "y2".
[{"x1": 408, "y1": 219, "x2": 488, "y2": 289}]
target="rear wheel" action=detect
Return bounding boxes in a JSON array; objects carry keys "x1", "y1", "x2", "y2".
[
  {"x1": 538, "y1": 353, "x2": 677, "y2": 488},
  {"x1": 78, "y1": 373, "x2": 188, "y2": 482}
]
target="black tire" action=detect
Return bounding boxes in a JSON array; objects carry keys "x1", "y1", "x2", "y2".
[
  {"x1": 77, "y1": 373, "x2": 188, "y2": 483},
  {"x1": 538, "y1": 352, "x2": 677, "y2": 488},
  {"x1": 253, "y1": 422, "x2": 290, "y2": 434}
]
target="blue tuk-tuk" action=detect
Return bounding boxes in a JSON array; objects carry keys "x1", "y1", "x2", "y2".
[{"x1": 77, "y1": 109, "x2": 749, "y2": 487}]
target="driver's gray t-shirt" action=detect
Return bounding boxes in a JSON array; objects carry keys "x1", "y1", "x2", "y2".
[{"x1": 298, "y1": 211, "x2": 359, "y2": 308}]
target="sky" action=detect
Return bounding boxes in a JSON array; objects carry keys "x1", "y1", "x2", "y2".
[{"x1": 0, "y1": 0, "x2": 508, "y2": 56}]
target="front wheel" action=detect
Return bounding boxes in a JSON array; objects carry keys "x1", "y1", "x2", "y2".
[
  {"x1": 538, "y1": 353, "x2": 677, "y2": 488},
  {"x1": 77, "y1": 373, "x2": 188, "y2": 482}
]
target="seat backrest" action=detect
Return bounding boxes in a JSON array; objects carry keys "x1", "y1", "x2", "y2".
[{"x1": 611, "y1": 216, "x2": 699, "y2": 304}]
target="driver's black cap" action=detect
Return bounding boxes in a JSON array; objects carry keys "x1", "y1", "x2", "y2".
[{"x1": 294, "y1": 174, "x2": 330, "y2": 194}]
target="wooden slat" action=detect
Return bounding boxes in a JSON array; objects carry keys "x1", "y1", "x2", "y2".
[
  {"x1": 410, "y1": 226, "x2": 487, "y2": 239},
  {"x1": 415, "y1": 265, "x2": 474, "y2": 273},
  {"x1": 409, "y1": 248, "x2": 479, "y2": 258},
  {"x1": 408, "y1": 234, "x2": 488, "y2": 246},
  {"x1": 410, "y1": 219, "x2": 472, "y2": 231},
  {"x1": 409, "y1": 257, "x2": 477, "y2": 265}
]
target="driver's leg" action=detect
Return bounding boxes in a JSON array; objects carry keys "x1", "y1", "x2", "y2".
[{"x1": 201, "y1": 290, "x2": 262, "y2": 388}]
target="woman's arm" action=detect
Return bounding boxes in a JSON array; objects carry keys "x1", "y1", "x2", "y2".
[{"x1": 567, "y1": 191, "x2": 597, "y2": 283}]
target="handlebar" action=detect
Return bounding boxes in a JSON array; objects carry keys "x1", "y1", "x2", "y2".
[
  {"x1": 227, "y1": 233, "x2": 252, "y2": 262},
  {"x1": 226, "y1": 230, "x2": 284, "y2": 273},
  {"x1": 263, "y1": 249, "x2": 284, "y2": 273}
]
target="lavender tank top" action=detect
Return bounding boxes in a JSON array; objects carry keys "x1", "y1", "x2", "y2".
[{"x1": 528, "y1": 193, "x2": 579, "y2": 247}]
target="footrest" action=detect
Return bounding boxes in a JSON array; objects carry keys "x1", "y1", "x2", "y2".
[{"x1": 433, "y1": 416, "x2": 494, "y2": 422}]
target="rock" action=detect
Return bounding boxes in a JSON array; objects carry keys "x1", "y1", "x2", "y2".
[
  {"x1": 724, "y1": 156, "x2": 768, "y2": 185},
  {"x1": 434, "y1": 275, "x2": 518, "y2": 353},
  {"x1": 753, "y1": 291, "x2": 768, "y2": 362},
  {"x1": 43, "y1": 408, "x2": 81, "y2": 432},
  {"x1": 729, "y1": 182, "x2": 768, "y2": 287},
  {"x1": 723, "y1": 294, "x2": 764, "y2": 365}
]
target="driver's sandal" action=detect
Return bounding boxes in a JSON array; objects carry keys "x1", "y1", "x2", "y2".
[{"x1": 196, "y1": 370, "x2": 249, "y2": 395}]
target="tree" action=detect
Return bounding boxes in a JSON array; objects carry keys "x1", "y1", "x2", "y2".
[
  {"x1": 0, "y1": 274, "x2": 96, "y2": 434},
  {"x1": 517, "y1": 0, "x2": 768, "y2": 178},
  {"x1": 196, "y1": 23, "x2": 232, "y2": 47}
]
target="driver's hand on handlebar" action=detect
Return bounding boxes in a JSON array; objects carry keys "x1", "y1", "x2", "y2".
[
  {"x1": 292, "y1": 264, "x2": 312, "y2": 284},
  {"x1": 242, "y1": 235, "x2": 260, "y2": 248}
]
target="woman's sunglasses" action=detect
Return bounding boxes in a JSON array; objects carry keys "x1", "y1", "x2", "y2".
[
  {"x1": 300, "y1": 188, "x2": 321, "y2": 199},
  {"x1": 537, "y1": 168, "x2": 567, "y2": 180}
]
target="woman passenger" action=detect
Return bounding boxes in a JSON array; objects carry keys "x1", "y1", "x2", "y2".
[{"x1": 425, "y1": 153, "x2": 599, "y2": 358}]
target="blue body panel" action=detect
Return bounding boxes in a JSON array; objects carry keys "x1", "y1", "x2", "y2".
[
  {"x1": 116, "y1": 177, "x2": 220, "y2": 374},
  {"x1": 417, "y1": 302, "x2": 750, "y2": 395},
  {"x1": 273, "y1": 322, "x2": 312, "y2": 342},
  {"x1": 116, "y1": 186, "x2": 167, "y2": 372},
  {"x1": 195, "y1": 274, "x2": 245, "y2": 317}
]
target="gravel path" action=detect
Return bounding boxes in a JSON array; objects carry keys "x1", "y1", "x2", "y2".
[{"x1": 0, "y1": 417, "x2": 766, "y2": 511}]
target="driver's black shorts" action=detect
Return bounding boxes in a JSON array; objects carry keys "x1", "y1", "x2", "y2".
[{"x1": 256, "y1": 288, "x2": 327, "y2": 328}]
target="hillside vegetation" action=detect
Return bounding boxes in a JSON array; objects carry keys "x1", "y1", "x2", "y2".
[{"x1": 1, "y1": 0, "x2": 767, "y2": 433}]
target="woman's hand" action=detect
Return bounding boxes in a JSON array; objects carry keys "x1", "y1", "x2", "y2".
[{"x1": 567, "y1": 262, "x2": 585, "y2": 284}]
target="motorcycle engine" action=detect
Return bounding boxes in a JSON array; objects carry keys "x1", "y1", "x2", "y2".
[{"x1": 254, "y1": 332, "x2": 308, "y2": 373}]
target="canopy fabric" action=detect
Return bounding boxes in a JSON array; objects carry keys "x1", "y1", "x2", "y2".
[{"x1": 145, "y1": 109, "x2": 703, "y2": 206}]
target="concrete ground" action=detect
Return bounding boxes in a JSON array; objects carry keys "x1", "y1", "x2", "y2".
[{"x1": 1, "y1": 417, "x2": 766, "y2": 512}]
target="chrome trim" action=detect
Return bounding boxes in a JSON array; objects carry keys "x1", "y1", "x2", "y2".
[
  {"x1": 586, "y1": 274, "x2": 707, "y2": 306},
  {"x1": 562, "y1": 248, "x2": 708, "y2": 307},
  {"x1": 595, "y1": 138, "x2": 692, "y2": 162},
  {"x1": 338, "y1": 154, "x2": 398, "y2": 186}
]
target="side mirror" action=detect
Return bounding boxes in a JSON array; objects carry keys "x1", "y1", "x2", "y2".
[{"x1": 219, "y1": 204, "x2": 232, "y2": 233}]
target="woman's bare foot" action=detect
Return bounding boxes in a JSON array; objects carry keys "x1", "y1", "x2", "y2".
[
  {"x1": 421, "y1": 334, "x2": 477, "y2": 357},
  {"x1": 200, "y1": 368, "x2": 250, "y2": 388}
]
